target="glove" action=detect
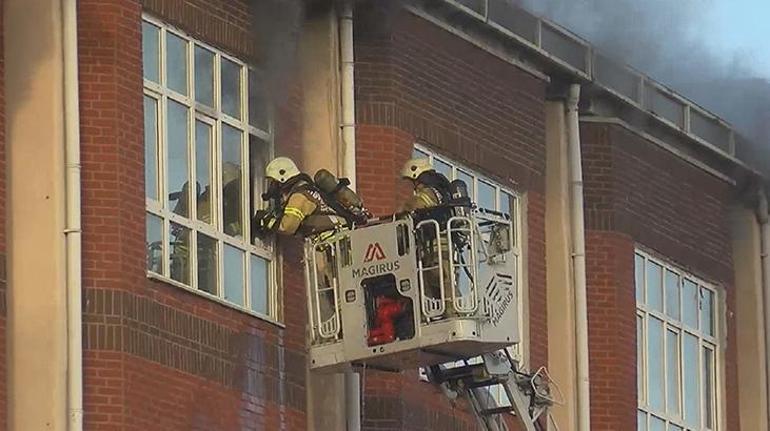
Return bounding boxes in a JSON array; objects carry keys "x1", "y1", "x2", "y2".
[{"x1": 253, "y1": 209, "x2": 279, "y2": 237}]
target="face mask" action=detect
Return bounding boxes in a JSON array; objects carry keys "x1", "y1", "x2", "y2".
[{"x1": 262, "y1": 179, "x2": 281, "y2": 202}]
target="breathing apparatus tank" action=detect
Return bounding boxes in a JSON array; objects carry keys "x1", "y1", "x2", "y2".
[
  {"x1": 314, "y1": 169, "x2": 370, "y2": 223},
  {"x1": 449, "y1": 179, "x2": 471, "y2": 216}
]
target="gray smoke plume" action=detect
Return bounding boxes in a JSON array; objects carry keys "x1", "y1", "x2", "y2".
[
  {"x1": 250, "y1": 0, "x2": 306, "y2": 109},
  {"x1": 515, "y1": 0, "x2": 770, "y2": 172}
]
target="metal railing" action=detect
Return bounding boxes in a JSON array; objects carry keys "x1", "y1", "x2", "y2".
[{"x1": 432, "y1": 0, "x2": 750, "y2": 165}]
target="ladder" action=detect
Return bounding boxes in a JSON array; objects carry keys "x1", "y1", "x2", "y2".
[{"x1": 427, "y1": 350, "x2": 559, "y2": 431}]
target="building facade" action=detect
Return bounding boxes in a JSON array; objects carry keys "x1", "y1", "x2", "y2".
[{"x1": 2, "y1": 1, "x2": 769, "y2": 431}]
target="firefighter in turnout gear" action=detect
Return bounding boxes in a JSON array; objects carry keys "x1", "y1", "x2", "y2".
[
  {"x1": 399, "y1": 157, "x2": 458, "y2": 318},
  {"x1": 254, "y1": 157, "x2": 347, "y2": 240},
  {"x1": 399, "y1": 158, "x2": 449, "y2": 213}
]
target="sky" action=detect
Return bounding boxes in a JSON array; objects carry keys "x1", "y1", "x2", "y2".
[{"x1": 706, "y1": 0, "x2": 770, "y2": 77}]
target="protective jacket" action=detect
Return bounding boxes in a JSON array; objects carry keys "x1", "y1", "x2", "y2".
[
  {"x1": 278, "y1": 180, "x2": 345, "y2": 236},
  {"x1": 401, "y1": 171, "x2": 452, "y2": 212}
]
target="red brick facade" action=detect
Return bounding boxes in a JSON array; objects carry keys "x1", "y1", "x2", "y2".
[
  {"x1": 354, "y1": 6, "x2": 547, "y2": 429},
  {"x1": 581, "y1": 123, "x2": 740, "y2": 430},
  {"x1": 0, "y1": 2, "x2": 754, "y2": 431}
]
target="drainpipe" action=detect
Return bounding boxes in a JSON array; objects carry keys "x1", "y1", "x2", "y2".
[
  {"x1": 757, "y1": 188, "x2": 770, "y2": 427},
  {"x1": 566, "y1": 84, "x2": 591, "y2": 431},
  {"x1": 63, "y1": 0, "x2": 83, "y2": 429},
  {"x1": 339, "y1": 1, "x2": 361, "y2": 430},
  {"x1": 340, "y1": 0, "x2": 356, "y2": 189}
]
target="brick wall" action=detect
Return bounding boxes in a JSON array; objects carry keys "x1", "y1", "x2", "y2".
[
  {"x1": 581, "y1": 122, "x2": 739, "y2": 430},
  {"x1": 78, "y1": 0, "x2": 306, "y2": 429},
  {"x1": 355, "y1": 5, "x2": 548, "y2": 429}
]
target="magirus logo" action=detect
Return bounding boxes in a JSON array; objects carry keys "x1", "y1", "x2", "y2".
[{"x1": 363, "y1": 242, "x2": 386, "y2": 263}]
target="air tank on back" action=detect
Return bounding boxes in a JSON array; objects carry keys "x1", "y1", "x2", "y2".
[{"x1": 314, "y1": 168, "x2": 370, "y2": 223}]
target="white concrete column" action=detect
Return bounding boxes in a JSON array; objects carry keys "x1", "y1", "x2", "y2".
[
  {"x1": 5, "y1": 0, "x2": 68, "y2": 429},
  {"x1": 298, "y1": 6, "x2": 348, "y2": 431},
  {"x1": 544, "y1": 99, "x2": 578, "y2": 430},
  {"x1": 730, "y1": 206, "x2": 769, "y2": 431}
]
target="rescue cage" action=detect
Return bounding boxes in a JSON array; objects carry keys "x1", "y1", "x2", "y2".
[{"x1": 305, "y1": 206, "x2": 520, "y2": 373}]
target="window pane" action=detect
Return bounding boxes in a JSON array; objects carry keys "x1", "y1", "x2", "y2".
[
  {"x1": 142, "y1": 22, "x2": 160, "y2": 83},
  {"x1": 665, "y1": 270, "x2": 680, "y2": 320},
  {"x1": 144, "y1": 95, "x2": 159, "y2": 200},
  {"x1": 666, "y1": 330, "x2": 680, "y2": 416},
  {"x1": 248, "y1": 69, "x2": 268, "y2": 130},
  {"x1": 250, "y1": 135, "x2": 268, "y2": 245},
  {"x1": 500, "y1": 191, "x2": 514, "y2": 216},
  {"x1": 701, "y1": 288, "x2": 715, "y2": 337},
  {"x1": 223, "y1": 245, "x2": 244, "y2": 305},
  {"x1": 222, "y1": 125, "x2": 243, "y2": 237},
  {"x1": 637, "y1": 315, "x2": 644, "y2": 403},
  {"x1": 646, "y1": 261, "x2": 663, "y2": 312},
  {"x1": 478, "y1": 180, "x2": 496, "y2": 211},
  {"x1": 221, "y1": 58, "x2": 242, "y2": 119},
  {"x1": 197, "y1": 234, "x2": 217, "y2": 295},
  {"x1": 167, "y1": 100, "x2": 190, "y2": 217},
  {"x1": 166, "y1": 33, "x2": 188, "y2": 95},
  {"x1": 434, "y1": 158, "x2": 452, "y2": 178},
  {"x1": 146, "y1": 213, "x2": 163, "y2": 273},
  {"x1": 638, "y1": 411, "x2": 647, "y2": 430},
  {"x1": 703, "y1": 347, "x2": 714, "y2": 428},
  {"x1": 169, "y1": 222, "x2": 191, "y2": 285},
  {"x1": 683, "y1": 333, "x2": 701, "y2": 427},
  {"x1": 683, "y1": 279, "x2": 699, "y2": 328},
  {"x1": 649, "y1": 416, "x2": 665, "y2": 431},
  {"x1": 635, "y1": 254, "x2": 645, "y2": 304},
  {"x1": 194, "y1": 46, "x2": 214, "y2": 106},
  {"x1": 647, "y1": 317, "x2": 665, "y2": 412},
  {"x1": 195, "y1": 121, "x2": 213, "y2": 224},
  {"x1": 250, "y1": 255, "x2": 269, "y2": 314}
]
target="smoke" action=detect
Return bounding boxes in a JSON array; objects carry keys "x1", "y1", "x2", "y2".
[
  {"x1": 250, "y1": 0, "x2": 306, "y2": 109},
  {"x1": 514, "y1": 0, "x2": 770, "y2": 171}
]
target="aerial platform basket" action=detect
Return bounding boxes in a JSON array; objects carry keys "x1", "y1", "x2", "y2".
[{"x1": 305, "y1": 206, "x2": 520, "y2": 373}]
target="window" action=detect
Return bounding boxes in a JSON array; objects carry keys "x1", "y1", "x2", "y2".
[
  {"x1": 636, "y1": 250, "x2": 720, "y2": 431},
  {"x1": 413, "y1": 146, "x2": 525, "y2": 409},
  {"x1": 143, "y1": 17, "x2": 277, "y2": 320}
]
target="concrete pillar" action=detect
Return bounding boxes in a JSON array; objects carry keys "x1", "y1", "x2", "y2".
[
  {"x1": 298, "y1": 7, "x2": 347, "y2": 431},
  {"x1": 5, "y1": 0, "x2": 68, "y2": 429},
  {"x1": 730, "y1": 206, "x2": 769, "y2": 431},
  {"x1": 544, "y1": 100, "x2": 578, "y2": 430}
]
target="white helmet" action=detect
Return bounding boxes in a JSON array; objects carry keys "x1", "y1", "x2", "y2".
[
  {"x1": 400, "y1": 157, "x2": 433, "y2": 180},
  {"x1": 265, "y1": 157, "x2": 300, "y2": 183}
]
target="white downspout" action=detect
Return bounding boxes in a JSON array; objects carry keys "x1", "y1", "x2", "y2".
[
  {"x1": 340, "y1": 0, "x2": 356, "y2": 189},
  {"x1": 339, "y1": 2, "x2": 361, "y2": 430},
  {"x1": 757, "y1": 189, "x2": 770, "y2": 428},
  {"x1": 566, "y1": 84, "x2": 591, "y2": 431},
  {"x1": 63, "y1": 0, "x2": 83, "y2": 429}
]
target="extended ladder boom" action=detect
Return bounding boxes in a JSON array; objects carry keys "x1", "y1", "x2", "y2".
[{"x1": 428, "y1": 350, "x2": 560, "y2": 431}]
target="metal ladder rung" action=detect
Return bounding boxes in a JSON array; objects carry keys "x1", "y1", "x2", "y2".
[
  {"x1": 434, "y1": 363, "x2": 486, "y2": 381},
  {"x1": 479, "y1": 406, "x2": 514, "y2": 416},
  {"x1": 466, "y1": 377, "x2": 505, "y2": 389}
]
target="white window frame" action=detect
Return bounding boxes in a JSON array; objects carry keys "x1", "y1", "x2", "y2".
[
  {"x1": 142, "y1": 15, "x2": 280, "y2": 323},
  {"x1": 636, "y1": 249, "x2": 723, "y2": 431}
]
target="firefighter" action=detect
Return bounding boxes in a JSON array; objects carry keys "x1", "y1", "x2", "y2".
[
  {"x1": 253, "y1": 157, "x2": 346, "y2": 239},
  {"x1": 399, "y1": 158, "x2": 452, "y2": 213},
  {"x1": 254, "y1": 157, "x2": 349, "y2": 329},
  {"x1": 399, "y1": 157, "x2": 457, "y2": 318}
]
